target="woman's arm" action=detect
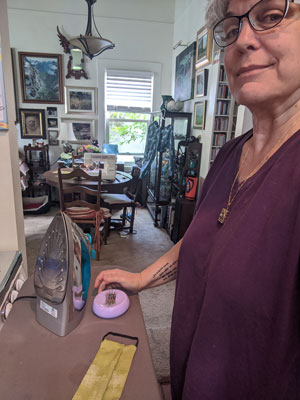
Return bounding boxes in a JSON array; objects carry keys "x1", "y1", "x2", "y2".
[{"x1": 94, "y1": 239, "x2": 182, "y2": 293}]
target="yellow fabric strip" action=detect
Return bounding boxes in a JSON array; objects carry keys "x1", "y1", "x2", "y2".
[
  {"x1": 73, "y1": 339, "x2": 137, "y2": 400},
  {"x1": 103, "y1": 344, "x2": 136, "y2": 400}
]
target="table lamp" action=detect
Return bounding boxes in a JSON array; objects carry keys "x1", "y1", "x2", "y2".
[{"x1": 58, "y1": 122, "x2": 77, "y2": 154}]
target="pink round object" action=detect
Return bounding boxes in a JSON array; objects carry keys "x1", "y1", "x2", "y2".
[{"x1": 92, "y1": 289, "x2": 130, "y2": 319}]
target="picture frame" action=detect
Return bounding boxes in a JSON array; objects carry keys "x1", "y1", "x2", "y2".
[
  {"x1": 47, "y1": 107, "x2": 57, "y2": 117},
  {"x1": 61, "y1": 118, "x2": 96, "y2": 143},
  {"x1": 195, "y1": 27, "x2": 213, "y2": 70},
  {"x1": 18, "y1": 52, "x2": 63, "y2": 104},
  {"x1": 65, "y1": 86, "x2": 97, "y2": 114},
  {"x1": 194, "y1": 68, "x2": 209, "y2": 97},
  {"x1": 174, "y1": 42, "x2": 196, "y2": 102},
  {"x1": 0, "y1": 37, "x2": 8, "y2": 131},
  {"x1": 48, "y1": 130, "x2": 59, "y2": 146},
  {"x1": 47, "y1": 118, "x2": 58, "y2": 129},
  {"x1": 19, "y1": 108, "x2": 46, "y2": 139},
  {"x1": 193, "y1": 101, "x2": 206, "y2": 129}
]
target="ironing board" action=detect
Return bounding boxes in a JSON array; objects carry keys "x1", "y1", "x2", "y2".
[{"x1": 0, "y1": 268, "x2": 163, "y2": 400}]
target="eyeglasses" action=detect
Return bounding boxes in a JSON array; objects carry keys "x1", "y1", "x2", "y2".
[{"x1": 213, "y1": 0, "x2": 293, "y2": 48}]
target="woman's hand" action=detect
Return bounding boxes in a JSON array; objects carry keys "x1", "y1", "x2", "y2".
[{"x1": 94, "y1": 268, "x2": 143, "y2": 294}]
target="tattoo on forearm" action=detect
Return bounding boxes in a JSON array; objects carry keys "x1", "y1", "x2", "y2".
[{"x1": 152, "y1": 260, "x2": 178, "y2": 281}]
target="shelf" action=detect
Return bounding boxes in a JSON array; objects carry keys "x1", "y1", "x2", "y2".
[
  {"x1": 210, "y1": 55, "x2": 238, "y2": 170},
  {"x1": 213, "y1": 130, "x2": 228, "y2": 133}
]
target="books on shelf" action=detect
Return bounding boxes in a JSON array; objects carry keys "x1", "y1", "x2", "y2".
[
  {"x1": 211, "y1": 147, "x2": 221, "y2": 161},
  {"x1": 213, "y1": 133, "x2": 226, "y2": 146},
  {"x1": 219, "y1": 65, "x2": 227, "y2": 82},
  {"x1": 217, "y1": 84, "x2": 230, "y2": 99},
  {"x1": 216, "y1": 100, "x2": 230, "y2": 115},
  {"x1": 214, "y1": 117, "x2": 229, "y2": 131}
]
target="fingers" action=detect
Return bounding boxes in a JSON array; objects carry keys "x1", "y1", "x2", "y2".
[
  {"x1": 94, "y1": 269, "x2": 122, "y2": 294},
  {"x1": 94, "y1": 271, "x2": 104, "y2": 288},
  {"x1": 98, "y1": 280, "x2": 109, "y2": 294}
]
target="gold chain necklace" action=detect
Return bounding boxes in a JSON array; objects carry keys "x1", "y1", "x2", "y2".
[
  {"x1": 218, "y1": 148, "x2": 249, "y2": 224},
  {"x1": 218, "y1": 127, "x2": 298, "y2": 225}
]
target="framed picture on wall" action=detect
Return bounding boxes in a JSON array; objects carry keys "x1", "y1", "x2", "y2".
[
  {"x1": 65, "y1": 86, "x2": 97, "y2": 114},
  {"x1": 194, "y1": 68, "x2": 209, "y2": 97},
  {"x1": 47, "y1": 107, "x2": 58, "y2": 117},
  {"x1": 193, "y1": 101, "x2": 206, "y2": 129},
  {"x1": 19, "y1": 108, "x2": 46, "y2": 139},
  {"x1": 18, "y1": 52, "x2": 63, "y2": 104},
  {"x1": 61, "y1": 118, "x2": 95, "y2": 143},
  {"x1": 47, "y1": 118, "x2": 58, "y2": 129},
  {"x1": 174, "y1": 42, "x2": 196, "y2": 102},
  {"x1": 195, "y1": 27, "x2": 213, "y2": 69},
  {"x1": 48, "y1": 130, "x2": 59, "y2": 145}
]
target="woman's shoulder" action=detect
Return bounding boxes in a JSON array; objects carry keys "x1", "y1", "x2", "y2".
[
  {"x1": 218, "y1": 130, "x2": 252, "y2": 158},
  {"x1": 195, "y1": 131, "x2": 252, "y2": 208}
]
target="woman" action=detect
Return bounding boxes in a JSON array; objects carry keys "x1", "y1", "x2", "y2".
[{"x1": 95, "y1": 0, "x2": 300, "y2": 397}]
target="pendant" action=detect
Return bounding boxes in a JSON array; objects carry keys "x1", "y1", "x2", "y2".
[{"x1": 218, "y1": 208, "x2": 229, "y2": 224}]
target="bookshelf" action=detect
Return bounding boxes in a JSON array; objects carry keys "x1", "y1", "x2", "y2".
[{"x1": 210, "y1": 52, "x2": 238, "y2": 166}]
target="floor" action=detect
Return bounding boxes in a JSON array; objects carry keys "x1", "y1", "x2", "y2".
[{"x1": 24, "y1": 205, "x2": 174, "y2": 398}]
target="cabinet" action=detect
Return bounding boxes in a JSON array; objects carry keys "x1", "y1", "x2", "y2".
[
  {"x1": 168, "y1": 138, "x2": 202, "y2": 243},
  {"x1": 146, "y1": 111, "x2": 192, "y2": 227},
  {"x1": 210, "y1": 51, "x2": 238, "y2": 166},
  {"x1": 23, "y1": 144, "x2": 50, "y2": 199}
]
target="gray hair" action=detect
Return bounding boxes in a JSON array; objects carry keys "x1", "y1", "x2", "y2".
[{"x1": 205, "y1": 0, "x2": 231, "y2": 29}]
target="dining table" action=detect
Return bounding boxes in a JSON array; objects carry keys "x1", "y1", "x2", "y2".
[{"x1": 44, "y1": 168, "x2": 132, "y2": 194}]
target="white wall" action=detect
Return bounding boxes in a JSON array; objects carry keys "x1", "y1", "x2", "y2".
[
  {"x1": 0, "y1": 0, "x2": 27, "y2": 273},
  {"x1": 7, "y1": 0, "x2": 175, "y2": 161},
  {"x1": 236, "y1": 106, "x2": 253, "y2": 137}
]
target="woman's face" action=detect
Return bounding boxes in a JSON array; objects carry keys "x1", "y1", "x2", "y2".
[{"x1": 224, "y1": 0, "x2": 300, "y2": 109}]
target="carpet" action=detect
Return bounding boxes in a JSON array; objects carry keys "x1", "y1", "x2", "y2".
[{"x1": 24, "y1": 206, "x2": 175, "y2": 383}]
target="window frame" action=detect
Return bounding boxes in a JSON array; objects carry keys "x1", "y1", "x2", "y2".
[
  {"x1": 105, "y1": 69, "x2": 154, "y2": 156},
  {"x1": 105, "y1": 112, "x2": 150, "y2": 156}
]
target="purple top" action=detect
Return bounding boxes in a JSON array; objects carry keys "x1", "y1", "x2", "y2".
[{"x1": 170, "y1": 130, "x2": 300, "y2": 399}]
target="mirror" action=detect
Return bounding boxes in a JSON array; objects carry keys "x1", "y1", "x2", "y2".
[
  {"x1": 66, "y1": 49, "x2": 88, "y2": 80},
  {"x1": 71, "y1": 49, "x2": 83, "y2": 71}
]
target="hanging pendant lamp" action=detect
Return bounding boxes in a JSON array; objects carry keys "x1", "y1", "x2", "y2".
[{"x1": 58, "y1": 0, "x2": 115, "y2": 60}]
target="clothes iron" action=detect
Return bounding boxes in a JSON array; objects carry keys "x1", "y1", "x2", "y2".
[{"x1": 34, "y1": 211, "x2": 91, "y2": 336}]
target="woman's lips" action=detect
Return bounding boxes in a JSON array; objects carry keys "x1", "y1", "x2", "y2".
[{"x1": 237, "y1": 64, "x2": 272, "y2": 77}]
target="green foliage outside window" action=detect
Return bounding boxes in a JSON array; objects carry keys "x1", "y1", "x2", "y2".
[{"x1": 108, "y1": 112, "x2": 149, "y2": 145}]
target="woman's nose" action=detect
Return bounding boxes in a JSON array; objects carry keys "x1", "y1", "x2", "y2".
[{"x1": 234, "y1": 17, "x2": 260, "y2": 50}]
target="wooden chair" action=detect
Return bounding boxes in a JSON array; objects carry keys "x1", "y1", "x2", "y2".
[
  {"x1": 57, "y1": 168, "x2": 111, "y2": 260},
  {"x1": 101, "y1": 166, "x2": 141, "y2": 234}
]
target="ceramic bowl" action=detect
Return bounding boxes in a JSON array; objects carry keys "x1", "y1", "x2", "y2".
[{"x1": 92, "y1": 289, "x2": 130, "y2": 319}]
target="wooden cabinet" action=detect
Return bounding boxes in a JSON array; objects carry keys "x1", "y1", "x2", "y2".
[
  {"x1": 170, "y1": 197, "x2": 196, "y2": 243},
  {"x1": 168, "y1": 139, "x2": 202, "y2": 243}
]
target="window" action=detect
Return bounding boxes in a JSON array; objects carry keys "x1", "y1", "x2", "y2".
[{"x1": 105, "y1": 70, "x2": 153, "y2": 157}]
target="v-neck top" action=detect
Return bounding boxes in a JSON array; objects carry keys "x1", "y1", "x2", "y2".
[{"x1": 170, "y1": 130, "x2": 300, "y2": 399}]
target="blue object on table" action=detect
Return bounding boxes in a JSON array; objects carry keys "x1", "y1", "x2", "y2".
[{"x1": 102, "y1": 144, "x2": 118, "y2": 155}]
